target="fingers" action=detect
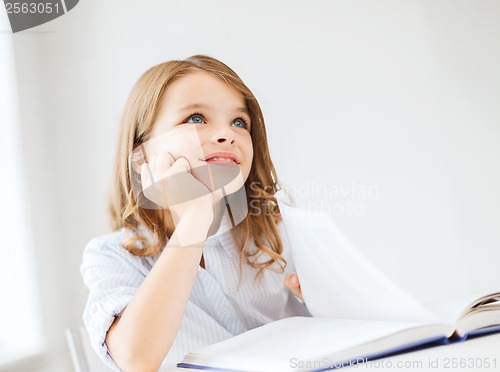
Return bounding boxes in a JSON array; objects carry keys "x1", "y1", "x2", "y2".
[
  {"x1": 155, "y1": 151, "x2": 176, "y2": 177},
  {"x1": 140, "y1": 152, "x2": 214, "y2": 210},
  {"x1": 285, "y1": 274, "x2": 304, "y2": 302},
  {"x1": 141, "y1": 152, "x2": 188, "y2": 187},
  {"x1": 140, "y1": 152, "x2": 191, "y2": 208},
  {"x1": 168, "y1": 156, "x2": 191, "y2": 175}
]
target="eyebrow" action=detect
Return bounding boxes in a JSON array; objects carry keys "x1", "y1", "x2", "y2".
[{"x1": 177, "y1": 103, "x2": 249, "y2": 116}]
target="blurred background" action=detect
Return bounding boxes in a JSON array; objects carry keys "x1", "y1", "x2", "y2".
[{"x1": 1, "y1": 0, "x2": 499, "y2": 370}]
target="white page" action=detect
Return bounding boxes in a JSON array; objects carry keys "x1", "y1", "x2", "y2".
[
  {"x1": 425, "y1": 295, "x2": 480, "y2": 323},
  {"x1": 425, "y1": 292, "x2": 500, "y2": 324},
  {"x1": 278, "y1": 200, "x2": 439, "y2": 324},
  {"x1": 184, "y1": 317, "x2": 449, "y2": 371}
]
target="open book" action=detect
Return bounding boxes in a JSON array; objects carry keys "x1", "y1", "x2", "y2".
[
  {"x1": 178, "y1": 292, "x2": 500, "y2": 371},
  {"x1": 177, "y1": 200, "x2": 500, "y2": 371}
]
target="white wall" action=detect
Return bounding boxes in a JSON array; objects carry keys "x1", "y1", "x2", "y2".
[{"x1": 7, "y1": 0, "x2": 500, "y2": 370}]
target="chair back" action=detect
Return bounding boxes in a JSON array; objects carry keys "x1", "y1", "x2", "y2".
[{"x1": 65, "y1": 327, "x2": 114, "y2": 372}]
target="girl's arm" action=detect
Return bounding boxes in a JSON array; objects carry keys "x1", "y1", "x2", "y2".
[{"x1": 105, "y1": 203, "x2": 213, "y2": 371}]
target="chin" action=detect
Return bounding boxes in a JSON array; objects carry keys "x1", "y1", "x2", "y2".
[
  {"x1": 220, "y1": 166, "x2": 246, "y2": 196},
  {"x1": 223, "y1": 178, "x2": 245, "y2": 196}
]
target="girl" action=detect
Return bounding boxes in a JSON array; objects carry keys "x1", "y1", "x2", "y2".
[{"x1": 81, "y1": 55, "x2": 309, "y2": 371}]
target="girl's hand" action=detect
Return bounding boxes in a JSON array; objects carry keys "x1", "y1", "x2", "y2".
[
  {"x1": 140, "y1": 151, "x2": 214, "y2": 213},
  {"x1": 140, "y1": 152, "x2": 217, "y2": 247},
  {"x1": 133, "y1": 125, "x2": 219, "y2": 216},
  {"x1": 284, "y1": 274, "x2": 304, "y2": 303}
]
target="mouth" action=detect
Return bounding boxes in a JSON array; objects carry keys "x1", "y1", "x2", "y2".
[
  {"x1": 204, "y1": 152, "x2": 240, "y2": 166},
  {"x1": 204, "y1": 158, "x2": 239, "y2": 167}
]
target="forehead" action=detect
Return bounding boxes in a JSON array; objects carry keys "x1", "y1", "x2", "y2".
[{"x1": 161, "y1": 71, "x2": 246, "y2": 112}]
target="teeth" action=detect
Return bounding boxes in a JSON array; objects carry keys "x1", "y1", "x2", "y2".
[{"x1": 209, "y1": 157, "x2": 235, "y2": 162}]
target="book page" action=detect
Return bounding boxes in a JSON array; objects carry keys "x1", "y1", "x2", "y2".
[
  {"x1": 425, "y1": 293, "x2": 500, "y2": 336},
  {"x1": 424, "y1": 295, "x2": 483, "y2": 324},
  {"x1": 182, "y1": 317, "x2": 450, "y2": 371},
  {"x1": 278, "y1": 200, "x2": 440, "y2": 324}
]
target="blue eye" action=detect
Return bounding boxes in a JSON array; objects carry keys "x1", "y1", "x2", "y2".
[
  {"x1": 232, "y1": 117, "x2": 248, "y2": 129},
  {"x1": 186, "y1": 114, "x2": 205, "y2": 124},
  {"x1": 184, "y1": 113, "x2": 249, "y2": 129}
]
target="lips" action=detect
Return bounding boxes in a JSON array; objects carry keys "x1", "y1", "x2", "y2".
[{"x1": 204, "y1": 152, "x2": 240, "y2": 165}]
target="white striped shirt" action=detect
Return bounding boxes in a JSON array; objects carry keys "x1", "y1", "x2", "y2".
[{"x1": 80, "y1": 200, "x2": 311, "y2": 371}]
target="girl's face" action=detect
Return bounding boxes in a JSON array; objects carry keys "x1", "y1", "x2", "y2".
[{"x1": 144, "y1": 71, "x2": 254, "y2": 195}]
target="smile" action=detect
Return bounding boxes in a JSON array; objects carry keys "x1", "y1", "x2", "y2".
[
  {"x1": 205, "y1": 158, "x2": 239, "y2": 166},
  {"x1": 204, "y1": 151, "x2": 240, "y2": 165}
]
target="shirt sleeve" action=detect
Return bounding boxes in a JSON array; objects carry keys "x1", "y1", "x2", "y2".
[{"x1": 80, "y1": 235, "x2": 150, "y2": 371}]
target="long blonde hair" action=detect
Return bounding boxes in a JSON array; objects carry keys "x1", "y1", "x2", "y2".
[{"x1": 108, "y1": 55, "x2": 286, "y2": 278}]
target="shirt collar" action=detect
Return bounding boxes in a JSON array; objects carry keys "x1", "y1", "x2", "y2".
[
  {"x1": 212, "y1": 195, "x2": 295, "y2": 259},
  {"x1": 207, "y1": 206, "x2": 237, "y2": 257}
]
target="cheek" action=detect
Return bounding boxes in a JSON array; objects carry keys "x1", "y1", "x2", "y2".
[
  {"x1": 242, "y1": 136, "x2": 254, "y2": 164},
  {"x1": 242, "y1": 133, "x2": 253, "y2": 157},
  {"x1": 146, "y1": 126, "x2": 204, "y2": 160},
  {"x1": 243, "y1": 138, "x2": 254, "y2": 175},
  {"x1": 247, "y1": 142, "x2": 254, "y2": 161}
]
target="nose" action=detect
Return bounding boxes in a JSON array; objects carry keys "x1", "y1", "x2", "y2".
[
  {"x1": 212, "y1": 126, "x2": 235, "y2": 145},
  {"x1": 217, "y1": 137, "x2": 234, "y2": 144}
]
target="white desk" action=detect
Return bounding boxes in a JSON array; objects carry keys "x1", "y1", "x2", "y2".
[{"x1": 169, "y1": 333, "x2": 500, "y2": 371}]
